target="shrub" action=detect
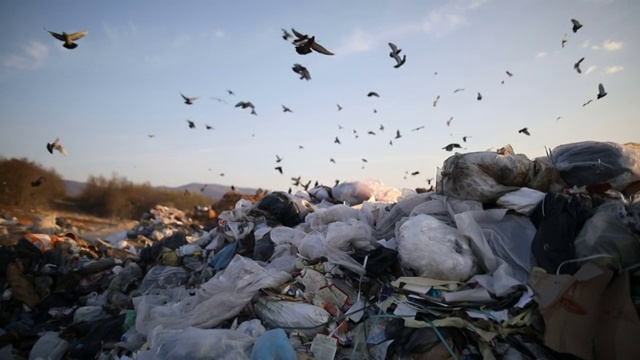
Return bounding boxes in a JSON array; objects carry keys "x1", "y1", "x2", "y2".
[
  {"x1": 0, "y1": 157, "x2": 66, "y2": 208},
  {"x1": 75, "y1": 173, "x2": 211, "y2": 219}
]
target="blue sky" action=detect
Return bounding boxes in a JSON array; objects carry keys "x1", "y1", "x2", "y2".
[{"x1": 0, "y1": 0, "x2": 637, "y2": 192}]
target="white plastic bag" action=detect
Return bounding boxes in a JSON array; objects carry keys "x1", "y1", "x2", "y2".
[
  {"x1": 496, "y1": 187, "x2": 546, "y2": 216},
  {"x1": 396, "y1": 214, "x2": 478, "y2": 281},
  {"x1": 254, "y1": 297, "x2": 330, "y2": 337}
]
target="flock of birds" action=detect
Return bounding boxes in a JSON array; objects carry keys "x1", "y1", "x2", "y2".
[{"x1": 36, "y1": 18, "x2": 610, "y2": 193}]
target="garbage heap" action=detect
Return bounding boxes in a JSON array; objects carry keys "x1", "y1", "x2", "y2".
[{"x1": 1, "y1": 140, "x2": 640, "y2": 360}]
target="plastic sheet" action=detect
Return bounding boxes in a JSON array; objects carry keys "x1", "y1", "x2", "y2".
[
  {"x1": 250, "y1": 328, "x2": 297, "y2": 360},
  {"x1": 138, "y1": 266, "x2": 189, "y2": 294},
  {"x1": 397, "y1": 214, "x2": 478, "y2": 281},
  {"x1": 549, "y1": 141, "x2": 640, "y2": 189}
]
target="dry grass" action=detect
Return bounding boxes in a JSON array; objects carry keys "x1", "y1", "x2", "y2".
[{"x1": 0, "y1": 157, "x2": 66, "y2": 208}]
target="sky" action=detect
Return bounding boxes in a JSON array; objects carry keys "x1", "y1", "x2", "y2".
[{"x1": 0, "y1": 0, "x2": 638, "y2": 193}]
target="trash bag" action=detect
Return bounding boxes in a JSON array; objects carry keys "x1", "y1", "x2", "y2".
[
  {"x1": 530, "y1": 192, "x2": 595, "y2": 274},
  {"x1": 67, "y1": 315, "x2": 125, "y2": 359},
  {"x1": 139, "y1": 232, "x2": 188, "y2": 263},
  {"x1": 29, "y1": 331, "x2": 69, "y2": 360},
  {"x1": 438, "y1": 150, "x2": 562, "y2": 203},
  {"x1": 574, "y1": 201, "x2": 640, "y2": 270},
  {"x1": 332, "y1": 179, "x2": 402, "y2": 205},
  {"x1": 496, "y1": 187, "x2": 546, "y2": 216},
  {"x1": 138, "y1": 266, "x2": 189, "y2": 294},
  {"x1": 250, "y1": 328, "x2": 297, "y2": 360},
  {"x1": 397, "y1": 214, "x2": 478, "y2": 281},
  {"x1": 349, "y1": 246, "x2": 398, "y2": 279},
  {"x1": 549, "y1": 141, "x2": 640, "y2": 190},
  {"x1": 253, "y1": 297, "x2": 331, "y2": 337},
  {"x1": 252, "y1": 192, "x2": 310, "y2": 227}
]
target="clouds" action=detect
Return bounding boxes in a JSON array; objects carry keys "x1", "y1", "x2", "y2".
[
  {"x1": 582, "y1": 39, "x2": 623, "y2": 51},
  {"x1": 604, "y1": 65, "x2": 624, "y2": 74},
  {"x1": 336, "y1": 2, "x2": 477, "y2": 56},
  {"x1": 1, "y1": 41, "x2": 49, "y2": 71}
]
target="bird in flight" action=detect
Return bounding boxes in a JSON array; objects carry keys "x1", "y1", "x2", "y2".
[
  {"x1": 336, "y1": 104, "x2": 343, "y2": 111},
  {"x1": 571, "y1": 19, "x2": 583, "y2": 33},
  {"x1": 442, "y1": 143, "x2": 461, "y2": 152},
  {"x1": 186, "y1": 120, "x2": 196, "y2": 129},
  {"x1": 379, "y1": 124, "x2": 385, "y2": 131},
  {"x1": 181, "y1": 93, "x2": 197, "y2": 105},
  {"x1": 411, "y1": 126, "x2": 425, "y2": 131},
  {"x1": 395, "y1": 130, "x2": 402, "y2": 139},
  {"x1": 411, "y1": 171, "x2": 420, "y2": 176},
  {"x1": 462, "y1": 136, "x2": 471, "y2": 142},
  {"x1": 211, "y1": 97, "x2": 227, "y2": 104},
  {"x1": 574, "y1": 57, "x2": 585, "y2": 74},
  {"x1": 205, "y1": 124, "x2": 213, "y2": 130},
  {"x1": 281, "y1": 29, "x2": 293, "y2": 40},
  {"x1": 148, "y1": 134, "x2": 155, "y2": 138},
  {"x1": 292, "y1": 64, "x2": 311, "y2": 81},
  {"x1": 582, "y1": 99, "x2": 593, "y2": 107},
  {"x1": 367, "y1": 131, "x2": 376, "y2": 135},
  {"x1": 46, "y1": 138, "x2": 68, "y2": 156},
  {"x1": 276, "y1": 155, "x2": 283, "y2": 163},
  {"x1": 334, "y1": 136, "x2": 341, "y2": 144},
  {"x1": 562, "y1": 33, "x2": 568, "y2": 48},
  {"x1": 290, "y1": 28, "x2": 334, "y2": 55},
  {"x1": 282, "y1": 105, "x2": 293, "y2": 113},
  {"x1": 31, "y1": 176, "x2": 46, "y2": 187},
  {"x1": 388, "y1": 42, "x2": 406, "y2": 68},
  {"x1": 597, "y1": 83, "x2": 607, "y2": 99},
  {"x1": 518, "y1": 127, "x2": 531, "y2": 136},
  {"x1": 44, "y1": 28, "x2": 88, "y2": 49},
  {"x1": 330, "y1": 158, "x2": 336, "y2": 164},
  {"x1": 275, "y1": 166, "x2": 283, "y2": 174},
  {"x1": 367, "y1": 91, "x2": 380, "y2": 98},
  {"x1": 433, "y1": 95, "x2": 440, "y2": 107},
  {"x1": 227, "y1": 90, "x2": 235, "y2": 95},
  {"x1": 453, "y1": 88, "x2": 465, "y2": 94},
  {"x1": 477, "y1": 92, "x2": 483, "y2": 101},
  {"x1": 446, "y1": 117, "x2": 453, "y2": 127},
  {"x1": 506, "y1": 71, "x2": 513, "y2": 77}
]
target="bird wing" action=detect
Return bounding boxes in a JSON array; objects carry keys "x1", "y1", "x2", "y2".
[
  {"x1": 310, "y1": 42, "x2": 334, "y2": 55},
  {"x1": 246, "y1": 102, "x2": 255, "y2": 109},
  {"x1": 291, "y1": 28, "x2": 306, "y2": 39},
  {"x1": 181, "y1": 93, "x2": 189, "y2": 101},
  {"x1": 68, "y1": 30, "x2": 88, "y2": 41},
  {"x1": 56, "y1": 144, "x2": 68, "y2": 156},
  {"x1": 577, "y1": 57, "x2": 585, "y2": 65},
  {"x1": 391, "y1": 52, "x2": 402, "y2": 63},
  {"x1": 45, "y1": 28, "x2": 65, "y2": 41},
  {"x1": 571, "y1": 19, "x2": 580, "y2": 26},
  {"x1": 282, "y1": 29, "x2": 292, "y2": 37},
  {"x1": 599, "y1": 83, "x2": 605, "y2": 94},
  {"x1": 388, "y1": 42, "x2": 399, "y2": 53}
]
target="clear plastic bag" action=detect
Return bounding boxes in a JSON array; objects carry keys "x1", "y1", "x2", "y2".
[{"x1": 138, "y1": 266, "x2": 189, "y2": 294}]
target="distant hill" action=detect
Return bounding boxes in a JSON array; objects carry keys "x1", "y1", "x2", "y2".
[{"x1": 64, "y1": 180, "x2": 259, "y2": 201}]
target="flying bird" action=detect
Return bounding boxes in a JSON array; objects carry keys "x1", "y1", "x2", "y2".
[
  {"x1": 282, "y1": 105, "x2": 293, "y2": 113},
  {"x1": 442, "y1": 143, "x2": 462, "y2": 152},
  {"x1": 477, "y1": 92, "x2": 483, "y2": 101},
  {"x1": 186, "y1": 120, "x2": 196, "y2": 129},
  {"x1": 46, "y1": 138, "x2": 67, "y2": 156},
  {"x1": 251, "y1": 109, "x2": 257, "y2": 116},
  {"x1": 44, "y1": 28, "x2": 88, "y2": 49},
  {"x1": 334, "y1": 137, "x2": 341, "y2": 144},
  {"x1": 227, "y1": 90, "x2": 235, "y2": 95},
  {"x1": 330, "y1": 158, "x2": 336, "y2": 164},
  {"x1": 367, "y1": 92, "x2": 380, "y2": 98},
  {"x1": 562, "y1": 34, "x2": 568, "y2": 48},
  {"x1": 148, "y1": 134, "x2": 155, "y2": 138},
  {"x1": 31, "y1": 176, "x2": 46, "y2": 187},
  {"x1": 556, "y1": 116, "x2": 562, "y2": 122},
  {"x1": 395, "y1": 130, "x2": 402, "y2": 139},
  {"x1": 379, "y1": 124, "x2": 385, "y2": 131},
  {"x1": 574, "y1": 57, "x2": 585, "y2": 74},
  {"x1": 506, "y1": 71, "x2": 513, "y2": 77},
  {"x1": 281, "y1": 29, "x2": 293, "y2": 40},
  {"x1": 411, "y1": 126, "x2": 425, "y2": 131},
  {"x1": 571, "y1": 19, "x2": 583, "y2": 33},
  {"x1": 275, "y1": 166, "x2": 283, "y2": 174},
  {"x1": 433, "y1": 95, "x2": 440, "y2": 107},
  {"x1": 292, "y1": 64, "x2": 311, "y2": 80},
  {"x1": 200, "y1": 184, "x2": 207, "y2": 192},
  {"x1": 597, "y1": 83, "x2": 607, "y2": 99},
  {"x1": 362, "y1": 158, "x2": 368, "y2": 163},
  {"x1": 302, "y1": 180, "x2": 312, "y2": 191},
  {"x1": 338, "y1": 124, "x2": 344, "y2": 129},
  {"x1": 453, "y1": 88, "x2": 465, "y2": 93},
  {"x1": 389, "y1": 140, "x2": 393, "y2": 146},
  {"x1": 411, "y1": 171, "x2": 420, "y2": 176},
  {"x1": 388, "y1": 42, "x2": 406, "y2": 68},
  {"x1": 427, "y1": 178, "x2": 434, "y2": 185},
  {"x1": 462, "y1": 136, "x2": 471, "y2": 142},
  {"x1": 336, "y1": 104, "x2": 343, "y2": 111},
  {"x1": 291, "y1": 28, "x2": 334, "y2": 55},
  {"x1": 367, "y1": 131, "x2": 376, "y2": 135},
  {"x1": 446, "y1": 117, "x2": 453, "y2": 127},
  {"x1": 373, "y1": 109, "x2": 377, "y2": 114},
  {"x1": 583, "y1": 99, "x2": 593, "y2": 107},
  {"x1": 298, "y1": 145, "x2": 304, "y2": 149},
  {"x1": 220, "y1": 173, "x2": 225, "y2": 177},
  {"x1": 206, "y1": 124, "x2": 213, "y2": 130},
  {"x1": 518, "y1": 127, "x2": 530, "y2": 136},
  {"x1": 211, "y1": 97, "x2": 227, "y2": 104},
  {"x1": 181, "y1": 93, "x2": 197, "y2": 105},
  {"x1": 291, "y1": 176, "x2": 301, "y2": 186},
  {"x1": 276, "y1": 155, "x2": 283, "y2": 163},
  {"x1": 235, "y1": 101, "x2": 255, "y2": 109}
]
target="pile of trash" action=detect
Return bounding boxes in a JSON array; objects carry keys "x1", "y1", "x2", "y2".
[{"x1": 1, "y1": 140, "x2": 640, "y2": 359}]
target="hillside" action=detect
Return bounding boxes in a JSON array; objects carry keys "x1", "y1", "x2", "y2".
[{"x1": 64, "y1": 180, "x2": 259, "y2": 201}]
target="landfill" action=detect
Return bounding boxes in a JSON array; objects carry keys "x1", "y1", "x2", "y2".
[{"x1": 1, "y1": 141, "x2": 640, "y2": 360}]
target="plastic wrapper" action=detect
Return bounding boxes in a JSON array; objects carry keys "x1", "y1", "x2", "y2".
[
  {"x1": 250, "y1": 328, "x2": 297, "y2": 360},
  {"x1": 496, "y1": 187, "x2": 546, "y2": 216},
  {"x1": 254, "y1": 297, "x2": 331, "y2": 337},
  {"x1": 139, "y1": 326, "x2": 254, "y2": 360},
  {"x1": 438, "y1": 150, "x2": 562, "y2": 203},
  {"x1": 138, "y1": 266, "x2": 189, "y2": 294},
  {"x1": 305, "y1": 205, "x2": 360, "y2": 232},
  {"x1": 549, "y1": 141, "x2": 640, "y2": 189},
  {"x1": 332, "y1": 179, "x2": 402, "y2": 205},
  {"x1": 396, "y1": 214, "x2": 478, "y2": 281},
  {"x1": 252, "y1": 191, "x2": 312, "y2": 227},
  {"x1": 236, "y1": 319, "x2": 266, "y2": 338},
  {"x1": 574, "y1": 201, "x2": 640, "y2": 270}
]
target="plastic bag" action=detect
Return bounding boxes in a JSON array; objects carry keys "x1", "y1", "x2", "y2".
[
  {"x1": 138, "y1": 266, "x2": 189, "y2": 294},
  {"x1": 237, "y1": 319, "x2": 266, "y2": 338},
  {"x1": 332, "y1": 179, "x2": 402, "y2": 205},
  {"x1": 252, "y1": 192, "x2": 312, "y2": 227},
  {"x1": 250, "y1": 328, "x2": 297, "y2": 360},
  {"x1": 254, "y1": 297, "x2": 330, "y2": 337},
  {"x1": 396, "y1": 214, "x2": 478, "y2": 281},
  {"x1": 549, "y1": 141, "x2": 640, "y2": 190},
  {"x1": 141, "y1": 326, "x2": 254, "y2": 360},
  {"x1": 305, "y1": 205, "x2": 360, "y2": 232},
  {"x1": 438, "y1": 150, "x2": 559, "y2": 203},
  {"x1": 574, "y1": 201, "x2": 640, "y2": 270},
  {"x1": 496, "y1": 187, "x2": 546, "y2": 216},
  {"x1": 29, "y1": 332, "x2": 69, "y2": 360}
]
